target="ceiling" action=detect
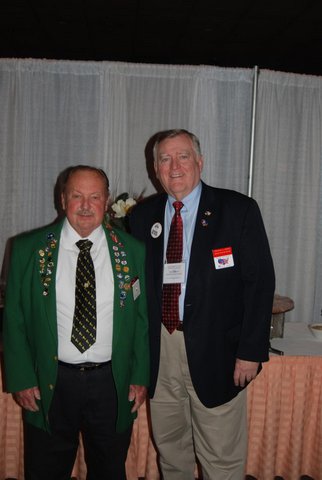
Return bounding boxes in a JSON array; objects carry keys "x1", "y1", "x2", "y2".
[{"x1": 0, "y1": 0, "x2": 322, "y2": 76}]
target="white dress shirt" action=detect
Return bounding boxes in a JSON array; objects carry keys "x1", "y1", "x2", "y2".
[{"x1": 56, "y1": 219, "x2": 114, "y2": 363}]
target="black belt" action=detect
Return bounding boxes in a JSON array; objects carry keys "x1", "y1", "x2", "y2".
[
  {"x1": 176, "y1": 321, "x2": 184, "y2": 331},
  {"x1": 58, "y1": 360, "x2": 111, "y2": 371}
]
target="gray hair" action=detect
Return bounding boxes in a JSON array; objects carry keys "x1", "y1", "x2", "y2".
[{"x1": 153, "y1": 129, "x2": 202, "y2": 161}]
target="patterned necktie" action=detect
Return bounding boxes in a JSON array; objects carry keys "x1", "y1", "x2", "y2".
[
  {"x1": 71, "y1": 239, "x2": 96, "y2": 352},
  {"x1": 162, "y1": 201, "x2": 184, "y2": 333}
]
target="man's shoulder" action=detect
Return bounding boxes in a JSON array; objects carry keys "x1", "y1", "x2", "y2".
[
  {"x1": 134, "y1": 193, "x2": 166, "y2": 211},
  {"x1": 202, "y1": 183, "x2": 256, "y2": 208},
  {"x1": 202, "y1": 182, "x2": 246, "y2": 199},
  {"x1": 129, "y1": 193, "x2": 166, "y2": 230},
  {"x1": 13, "y1": 220, "x2": 63, "y2": 248}
]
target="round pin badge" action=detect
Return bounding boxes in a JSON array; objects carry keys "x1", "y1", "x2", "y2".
[{"x1": 151, "y1": 222, "x2": 162, "y2": 238}]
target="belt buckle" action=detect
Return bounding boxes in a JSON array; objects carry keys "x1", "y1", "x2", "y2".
[{"x1": 80, "y1": 363, "x2": 99, "y2": 371}]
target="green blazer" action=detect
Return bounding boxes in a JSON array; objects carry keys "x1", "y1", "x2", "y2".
[{"x1": 3, "y1": 219, "x2": 149, "y2": 433}]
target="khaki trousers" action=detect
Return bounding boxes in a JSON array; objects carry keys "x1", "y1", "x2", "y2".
[{"x1": 150, "y1": 325, "x2": 247, "y2": 480}]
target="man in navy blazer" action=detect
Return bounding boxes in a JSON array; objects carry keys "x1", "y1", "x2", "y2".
[{"x1": 130, "y1": 129, "x2": 275, "y2": 480}]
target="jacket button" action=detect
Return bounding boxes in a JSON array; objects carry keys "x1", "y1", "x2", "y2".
[{"x1": 48, "y1": 384, "x2": 54, "y2": 390}]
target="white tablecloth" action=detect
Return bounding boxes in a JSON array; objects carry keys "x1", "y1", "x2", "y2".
[{"x1": 270, "y1": 321, "x2": 322, "y2": 356}]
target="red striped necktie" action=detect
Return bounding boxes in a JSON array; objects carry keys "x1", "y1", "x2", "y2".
[{"x1": 162, "y1": 201, "x2": 184, "y2": 333}]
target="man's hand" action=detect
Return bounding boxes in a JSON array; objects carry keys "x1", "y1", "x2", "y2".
[
  {"x1": 13, "y1": 386, "x2": 41, "y2": 412},
  {"x1": 233, "y1": 359, "x2": 259, "y2": 387},
  {"x1": 128, "y1": 385, "x2": 147, "y2": 413}
]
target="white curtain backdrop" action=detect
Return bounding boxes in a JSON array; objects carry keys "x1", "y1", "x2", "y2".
[
  {"x1": 0, "y1": 59, "x2": 252, "y2": 265},
  {"x1": 254, "y1": 70, "x2": 322, "y2": 324},
  {"x1": 0, "y1": 58, "x2": 321, "y2": 324}
]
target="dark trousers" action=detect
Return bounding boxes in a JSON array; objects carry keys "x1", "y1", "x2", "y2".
[{"x1": 24, "y1": 362, "x2": 132, "y2": 480}]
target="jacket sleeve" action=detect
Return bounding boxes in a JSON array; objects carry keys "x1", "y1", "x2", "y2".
[
  {"x1": 3, "y1": 236, "x2": 38, "y2": 392},
  {"x1": 236, "y1": 198, "x2": 275, "y2": 362}
]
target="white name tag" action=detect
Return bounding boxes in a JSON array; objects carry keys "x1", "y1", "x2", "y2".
[
  {"x1": 132, "y1": 278, "x2": 141, "y2": 300},
  {"x1": 163, "y1": 262, "x2": 185, "y2": 284}
]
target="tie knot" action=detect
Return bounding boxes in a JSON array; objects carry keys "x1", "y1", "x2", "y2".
[
  {"x1": 173, "y1": 201, "x2": 183, "y2": 213},
  {"x1": 76, "y1": 239, "x2": 93, "y2": 252}
]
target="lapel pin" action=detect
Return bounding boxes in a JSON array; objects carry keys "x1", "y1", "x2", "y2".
[{"x1": 151, "y1": 222, "x2": 162, "y2": 238}]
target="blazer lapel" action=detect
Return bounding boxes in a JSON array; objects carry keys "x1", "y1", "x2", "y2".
[
  {"x1": 104, "y1": 225, "x2": 134, "y2": 348},
  {"x1": 149, "y1": 195, "x2": 167, "y2": 309},
  {"x1": 40, "y1": 221, "x2": 63, "y2": 341},
  {"x1": 186, "y1": 184, "x2": 219, "y2": 293}
]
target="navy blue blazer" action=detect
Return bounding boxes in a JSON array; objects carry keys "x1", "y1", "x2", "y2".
[{"x1": 130, "y1": 182, "x2": 275, "y2": 407}]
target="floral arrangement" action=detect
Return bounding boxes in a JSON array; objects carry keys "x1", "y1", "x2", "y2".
[
  {"x1": 111, "y1": 194, "x2": 137, "y2": 219},
  {"x1": 107, "y1": 192, "x2": 143, "y2": 232}
]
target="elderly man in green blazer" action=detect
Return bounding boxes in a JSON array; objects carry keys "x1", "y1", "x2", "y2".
[{"x1": 3, "y1": 165, "x2": 149, "y2": 480}]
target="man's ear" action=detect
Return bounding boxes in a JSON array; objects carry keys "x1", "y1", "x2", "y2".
[
  {"x1": 61, "y1": 193, "x2": 66, "y2": 210},
  {"x1": 154, "y1": 160, "x2": 159, "y2": 180},
  {"x1": 198, "y1": 155, "x2": 204, "y2": 173}
]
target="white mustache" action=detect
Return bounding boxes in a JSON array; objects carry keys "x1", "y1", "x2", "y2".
[{"x1": 77, "y1": 209, "x2": 94, "y2": 216}]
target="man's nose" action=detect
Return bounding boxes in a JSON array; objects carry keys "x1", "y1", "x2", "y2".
[
  {"x1": 170, "y1": 157, "x2": 180, "y2": 169},
  {"x1": 81, "y1": 197, "x2": 90, "y2": 208}
]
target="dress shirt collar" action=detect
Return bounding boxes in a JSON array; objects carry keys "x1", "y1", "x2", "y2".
[
  {"x1": 166, "y1": 181, "x2": 202, "y2": 215},
  {"x1": 61, "y1": 218, "x2": 105, "y2": 253}
]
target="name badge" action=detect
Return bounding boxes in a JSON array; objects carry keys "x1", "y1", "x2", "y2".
[
  {"x1": 213, "y1": 247, "x2": 234, "y2": 269},
  {"x1": 163, "y1": 262, "x2": 185, "y2": 284},
  {"x1": 132, "y1": 278, "x2": 141, "y2": 300}
]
